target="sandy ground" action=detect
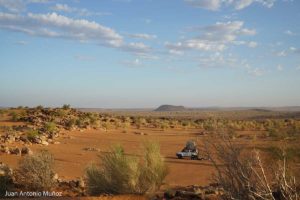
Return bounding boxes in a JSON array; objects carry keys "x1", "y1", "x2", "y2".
[{"x1": 1, "y1": 128, "x2": 215, "y2": 187}]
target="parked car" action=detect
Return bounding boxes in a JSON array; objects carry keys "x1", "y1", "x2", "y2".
[{"x1": 176, "y1": 140, "x2": 199, "y2": 160}]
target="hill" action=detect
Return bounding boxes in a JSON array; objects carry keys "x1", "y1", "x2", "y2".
[{"x1": 154, "y1": 105, "x2": 186, "y2": 112}]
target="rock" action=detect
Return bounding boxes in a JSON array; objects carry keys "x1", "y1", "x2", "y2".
[
  {"x1": 39, "y1": 135, "x2": 47, "y2": 141},
  {"x1": 33, "y1": 137, "x2": 42, "y2": 144},
  {"x1": 53, "y1": 141, "x2": 60, "y2": 145},
  {"x1": 41, "y1": 140, "x2": 49, "y2": 146},
  {"x1": 82, "y1": 147, "x2": 100, "y2": 152},
  {"x1": 53, "y1": 173, "x2": 59, "y2": 181},
  {"x1": 3, "y1": 146, "x2": 10, "y2": 154},
  {"x1": 21, "y1": 147, "x2": 33, "y2": 155},
  {"x1": 134, "y1": 132, "x2": 147, "y2": 135},
  {"x1": 175, "y1": 190, "x2": 202, "y2": 199},
  {"x1": 78, "y1": 178, "x2": 85, "y2": 188},
  {"x1": 9, "y1": 147, "x2": 21, "y2": 155},
  {"x1": 6, "y1": 135, "x2": 15, "y2": 143},
  {"x1": 164, "y1": 189, "x2": 176, "y2": 199}
]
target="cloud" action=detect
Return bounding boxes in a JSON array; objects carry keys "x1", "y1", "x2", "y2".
[
  {"x1": 127, "y1": 33, "x2": 157, "y2": 40},
  {"x1": 121, "y1": 58, "x2": 142, "y2": 67},
  {"x1": 74, "y1": 55, "x2": 95, "y2": 61},
  {"x1": 284, "y1": 30, "x2": 297, "y2": 36},
  {"x1": 248, "y1": 41, "x2": 258, "y2": 48},
  {"x1": 184, "y1": 0, "x2": 221, "y2": 11},
  {"x1": 0, "y1": 12, "x2": 123, "y2": 47},
  {"x1": 121, "y1": 42, "x2": 151, "y2": 53},
  {"x1": 184, "y1": 0, "x2": 276, "y2": 11},
  {"x1": 0, "y1": 0, "x2": 50, "y2": 13},
  {"x1": 247, "y1": 67, "x2": 264, "y2": 76},
  {"x1": 289, "y1": 46, "x2": 300, "y2": 54},
  {"x1": 275, "y1": 47, "x2": 300, "y2": 57},
  {"x1": 51, "y1": 3, "x2": 111, "y2": 16},
  {"x1": 276, "y1": 50, "x2": 287, "y2": 57},
  {"x1": 0, "y1": 0, "x2": 26, "y2": 12},
  {"x1": 166, "y1": 21, "x2": 256, "y2": 53},
  {"x1": 14, "y1": 40, "x2": 28, "y2": 45},
  {"x1": 277, "y1": 64, "x2": 283, "y2": 71},
  {"x1": 197, "y1": 52, "x2": 239, "y2": 68}
]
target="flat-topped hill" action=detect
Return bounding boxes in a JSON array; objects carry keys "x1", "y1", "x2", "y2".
[{"x1": 154, "y1": 105, "x2": 186, "y2": 112}]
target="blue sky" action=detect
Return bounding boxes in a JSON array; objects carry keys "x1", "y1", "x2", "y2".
[{"x1": 0, "y1": 0, "x2": 299, "y2": 108}]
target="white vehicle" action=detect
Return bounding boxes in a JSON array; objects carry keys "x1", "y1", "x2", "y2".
[
  {"x1": 176, "y1": 140, "x2": 199, "y2": 160},
  {"x1": 176, "y1": 149, "x2": 199, "y2": 160}
]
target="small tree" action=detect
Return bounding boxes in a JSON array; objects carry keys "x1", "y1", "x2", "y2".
[{"x1": 15, "y1": 150, "x2": 56, "y2": 191}]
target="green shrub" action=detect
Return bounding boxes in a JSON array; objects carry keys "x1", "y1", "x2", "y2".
[
  {"x1": 66, "y1": 118, "x2": 76, "y2": 129},
  {"x1": 44, "y1": 122, "x2": 57, "y2": 134},
  {"x1": 62, "y1": 104, "x2": 71, "y2": 110},
  {"x1": 26, "y1": 129, "x2": 40, "y2": 141},
  {"x1": 11, "y1": 111, "x2": 21, "y2": 121},
  {"x1": 15, "y1": 150, "x2": 56, "y2": 191},
  {"x1": 85, "y1": 141, "x2": 168, "y2": 195}
]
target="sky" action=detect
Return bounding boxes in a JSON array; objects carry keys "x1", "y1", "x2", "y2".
[{"x1": 0, "y1": 0, "x2": 299, "y2": 108}]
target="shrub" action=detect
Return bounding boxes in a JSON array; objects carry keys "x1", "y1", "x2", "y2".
[
  {"x1": 11, "y1": 111, "x2": 21, "y2": 121},
  {"x1": 66, "y1": 118, "x2": 76, "y2": 129},
  {"x1": 62, "y1": 104, "x2": 71, "y2": 110},
  {"x1": 204, "y1": 135, "x2": 298, "y2": 200},
  {"x1": 15, "y1": 150, "x2": 56, "y2": 191},
  {"x1": 26, "y1": 129, "x2": 40, "y2": 141},
  {"x1": 0, "y1": 164, "x2": 13, "y2": 197},
  {"x1": 44, "y1": 122, "x2": 57, "y2": 134},
  {"x1": 85, "y1": 142, "x2": 168, "y2": 195}
]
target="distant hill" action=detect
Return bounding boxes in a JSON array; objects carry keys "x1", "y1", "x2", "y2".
[{"x1": 154, "y1": 105, "x2": 186, "y2": 112}]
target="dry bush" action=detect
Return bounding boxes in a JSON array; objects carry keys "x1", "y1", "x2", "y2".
[
  {"x1": 0, "y1": 164, "x2": 13, "y2": 197},
  {"x1": 204, "y1": 135, "x2": 299, "y2": 200},
  {"x1": 15, "y1": 149, "x2": 56, "y2": 191},
  {"x1": 85, "y1": 142, "x2": 168, "y2": 195}
]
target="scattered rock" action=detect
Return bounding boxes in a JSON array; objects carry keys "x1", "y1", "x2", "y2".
[
  {"x1": 9, "y1": 147, "x2": 21, "y2": 155},
  {"x1": 41, "y1": 140, "x2": 49, "y2": 146},
  {"x1": 134, "y1": 132, "x2": 147, "y2": 135},
  {"x1": 83, "y1": 147, "x2": 100, "y2": 152},
  {"x1": 21, "y1": 146, "x2": 33, "y2": 155}
]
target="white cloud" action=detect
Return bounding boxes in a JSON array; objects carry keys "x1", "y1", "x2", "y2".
[
  {"x1": 122, "y1": 42, "x2": 151, "y2": 53},
  {"x1": 74, "y1": 55, "x2": 95, "y2": 61},
  {"x1": 14, "y1": 40, "x2": 28, "y2": 45},
  {"x1": 51, "y1": 4, "x2": 111, "y2": 16},
  {"x1": 127, "y1": 33, "x2": 157, "y2": 40},
  {"x1": 248, "y1": 41, "x2": 258, "y2": 48},
  {"x1": 284, "y1": 30, "x2": 297, "y2": 36},
  {"x1": 185, "y1": 0, "x2": 276, "y2": 11},
  {"x1": 0, "y1": 0, "x2": 26, "y2": 12},
  {"x1": 166, "y1": 21, "x2": 256, "y2": 53},
  {"x1": 276, "y1": 50, "x2": 287, "y2": 57},
  {"x1": 0, "y1": 12, "x2": 123, "y2": 47},
  {"x1": 0, "y1": 0, "x2": 50, "y2": 13},
  {"x1": 51, "y1": 4, "x2": 73, "y2": 12},
  {"x1": 277, "y1": 64, "x2": 283, "y2": 71},
  {"x1": 247, "y1": 67, "x2": 264, "y2": 76},
  {"x1": 122, "y1": 58, "x2": 142, "y2": 67},
  {"x1": 184, "y1": 0, "x2": 221, "y2": 11}
]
